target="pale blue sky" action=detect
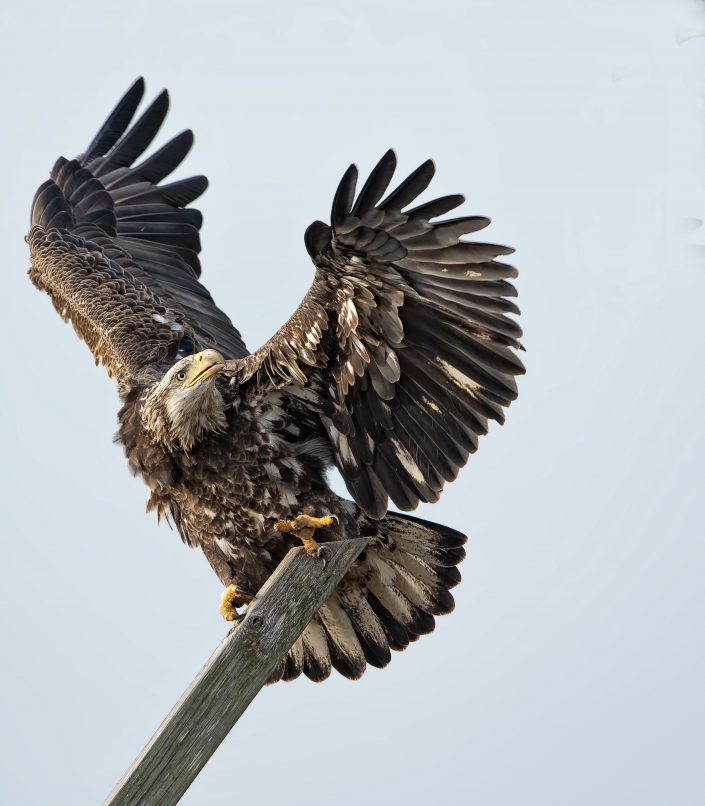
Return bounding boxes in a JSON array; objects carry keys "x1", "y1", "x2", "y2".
[{"x1": 1, "y1": 1, "x2": 704, "y2": 804}]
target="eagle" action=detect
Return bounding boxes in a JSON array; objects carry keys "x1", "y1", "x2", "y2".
[{"x1": 27, "y1": 79, "x2": 524, "y2": 682}]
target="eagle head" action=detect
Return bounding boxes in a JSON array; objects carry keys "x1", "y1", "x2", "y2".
[{"x1": 140, "y1": 349, "x2": 228, "y2": 451}]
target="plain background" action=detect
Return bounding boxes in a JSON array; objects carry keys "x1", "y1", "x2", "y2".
[{"x1": 1, "y1": 1, "x2": 704, "y2": 804}]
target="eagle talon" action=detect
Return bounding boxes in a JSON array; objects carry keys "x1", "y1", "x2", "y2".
[
  {"x1": 273, "y1": 513, "x2": 336, "y2": 532},
  {"x1": 229, "y1": 610, "x2": 247, "y2": 625},
  {"x1": 273, "y1": 511, "x2": 337, "y2": 561},
  {"x1": 316, "y1": 545, "x2": 328, "y2": 568},
  {"x1": 220, "y1": 584, "x2": 256, "y2": 623}
]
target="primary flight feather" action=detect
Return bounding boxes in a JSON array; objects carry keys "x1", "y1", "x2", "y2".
[{"x1": 27, "y1": 78, "x2": 524, "y2": 682}]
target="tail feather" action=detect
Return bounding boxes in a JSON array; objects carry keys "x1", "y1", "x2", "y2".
[
  {"x1": 318, "y1": 596, "x2": 366, "y2": 679},
  {"x1": 368, "y1": 590, "x2": 412, "y2": 652},
  {"x1": 382, "y1": 553, "x2": 455, "y2": 616},
  {"x1": 393, "y1": 549, "x2": 462, "y2": 592},
  {"x1": 367, "y1": 574, "x2": 436, "y2": 637},
  {"x1": 301, "y1": 619, "x2": 331, "y2": 682},
  {"x1": 338, "y1": 585, "x2": 391, "y2": 669},
  {"x1": 282, "y1": 636, "x2": 305, "y2": 681},
  {"x1": 277, "y1": 509, "x2": 466, "y2": 682},
  {"x1": 384, "y1": 511, "x2": 467, "y2": 546}
]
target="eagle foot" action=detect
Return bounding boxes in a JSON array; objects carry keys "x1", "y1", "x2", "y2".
[
  {"x1": 275, "y1": 513, "x2": 338, "y2": 531},
  {"x1": 273, "y1": 513, "x2": 338, "y2": 562},
  {"x1": 219, "y1": 584, "x2": 256, "y2": 623}
]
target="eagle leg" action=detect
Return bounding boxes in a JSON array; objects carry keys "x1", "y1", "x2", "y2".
[
  {"x1": 273, "y1": 513, "x2": 338, "y2": 558},
  {"x1": 219, "y1": 583, "x2": 256, "y2": 623}
]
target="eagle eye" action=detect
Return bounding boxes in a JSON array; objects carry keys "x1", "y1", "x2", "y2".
[{"x1": 176, "y1": 370, "x2": 187, "y2": 382}]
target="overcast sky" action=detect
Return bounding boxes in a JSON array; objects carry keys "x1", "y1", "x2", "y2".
[{"x1": 1, "y1": 1, "x2": 704, "y2": 804}]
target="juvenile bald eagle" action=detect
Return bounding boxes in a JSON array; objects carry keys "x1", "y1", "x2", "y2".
[{"x1": 28, "y1": 79, "x2": 524, "y2": 682}]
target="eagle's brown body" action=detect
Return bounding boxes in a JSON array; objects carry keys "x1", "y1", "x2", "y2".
[
  {"x1": 119, "y1": 383, "x2": 342, "y2": 592},
  {"x1": 28, "y1": 79, "x2": 523, "y2": 682}
]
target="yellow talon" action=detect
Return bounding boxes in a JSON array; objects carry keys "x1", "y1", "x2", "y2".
[
  {"x1": 219, "y1": 584, "x2": 255, "y2": 622},
  {"x1": 273, "y1": 513, "x2": 336, "y2": 532},
  {"x1": 273, "y1": 512, "x2": 337, "y2": 557}
]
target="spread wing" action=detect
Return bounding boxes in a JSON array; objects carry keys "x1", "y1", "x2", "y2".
[
  {"x1": 27, "y1": 78, "x2": 247, "y2": 390},
  {"x1": 227, "y1": 151, "x2": 525, "y2": 518}
]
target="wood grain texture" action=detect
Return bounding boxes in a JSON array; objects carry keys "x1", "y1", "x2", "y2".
[{"x1": 104, "y1": 538, "x2": 369, "y2": 806}]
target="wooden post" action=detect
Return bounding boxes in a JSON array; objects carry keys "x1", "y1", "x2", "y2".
[{"x1": 104, "y1": 537, "x2": 369, "y2": 806}]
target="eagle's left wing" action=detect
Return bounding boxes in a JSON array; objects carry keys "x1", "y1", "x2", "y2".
[{"x1": 226, "y1": 151, "x2": 525, "y2": 519}]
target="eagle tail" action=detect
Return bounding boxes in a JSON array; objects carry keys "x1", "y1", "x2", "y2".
[{"x1": 268, "y1": 511, "x2": 466, "y2": 683}]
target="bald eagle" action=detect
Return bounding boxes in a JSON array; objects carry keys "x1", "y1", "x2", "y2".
[{"x1": 28, "y1": 79, "x2": 524, "y2": 682}]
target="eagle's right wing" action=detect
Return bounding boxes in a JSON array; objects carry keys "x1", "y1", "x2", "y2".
[{"x1": 28, "y1": 78, "x2": 248, "y2": 390}]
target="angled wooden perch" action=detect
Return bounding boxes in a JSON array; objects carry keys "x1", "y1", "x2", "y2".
[{"x1": 104, "y1": 537, "x2": 369, "y2": 806}]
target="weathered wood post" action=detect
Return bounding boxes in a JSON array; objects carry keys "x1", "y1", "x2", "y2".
[{"x1": 104, "y1": 537, "x2": 369, "y2": 806}]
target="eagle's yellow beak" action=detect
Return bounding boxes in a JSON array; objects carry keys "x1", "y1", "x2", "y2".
[{"x1": 185, "y1": 349, "x2": 225, "y2": 388}]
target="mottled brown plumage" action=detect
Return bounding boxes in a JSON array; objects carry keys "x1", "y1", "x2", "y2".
[{"x1": 27, "y1": 79, "x2": 524, "y2": 681}]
